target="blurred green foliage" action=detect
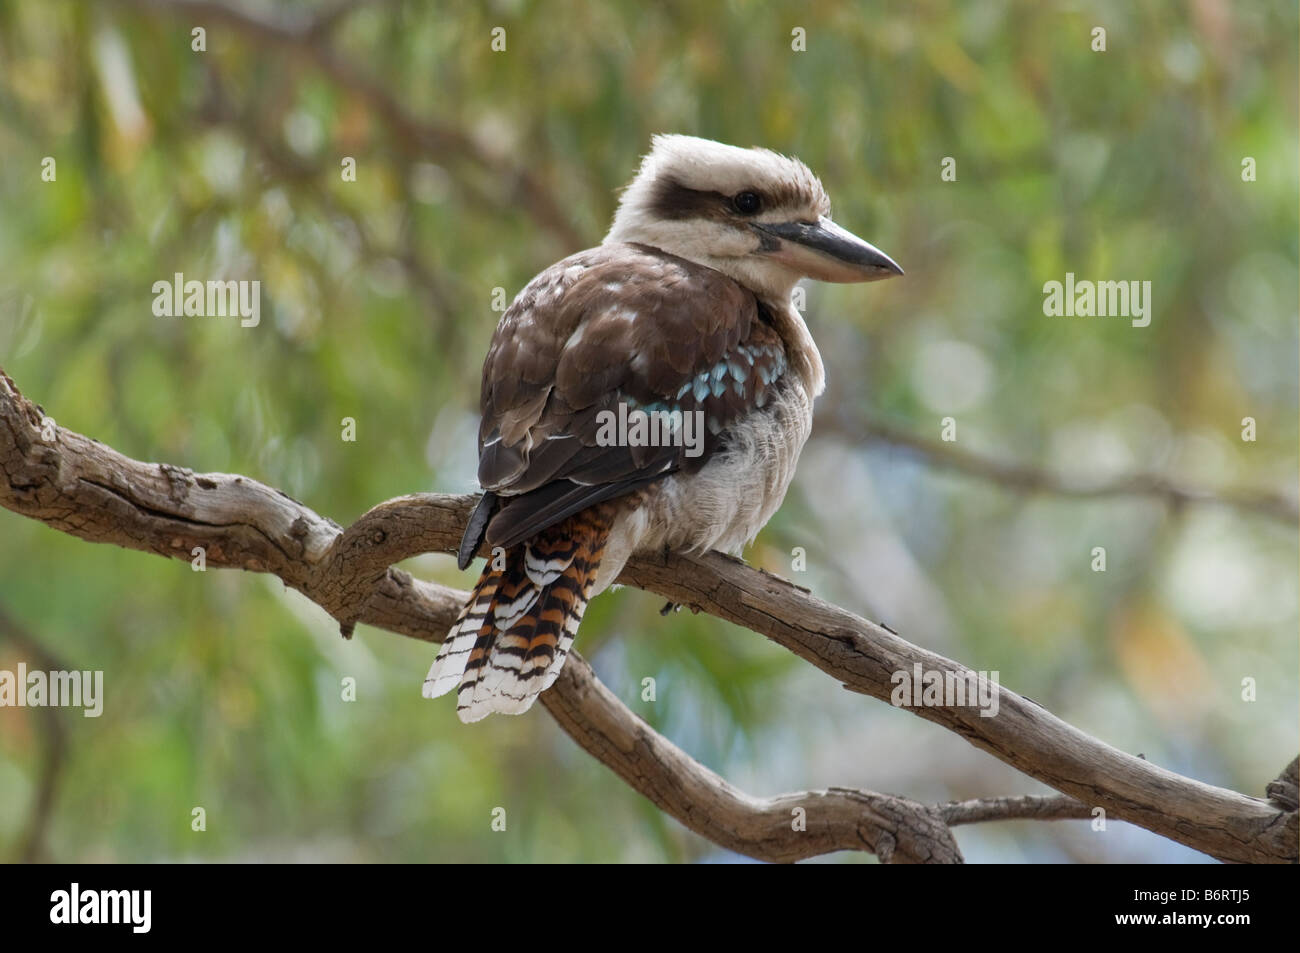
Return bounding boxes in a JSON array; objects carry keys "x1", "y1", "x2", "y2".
[{"x1": 0, "y1": 0, "x2": 1296, "y2": 862}]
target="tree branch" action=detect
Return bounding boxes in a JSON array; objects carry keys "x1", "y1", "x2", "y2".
[
  {"x1": 0, "y1": 367, "x2": 958, "y2": 863},
  {"x1": 938, "y1": 794, "x2": 1094, "y2": 826},
  {"x1": 2, "y1": 367, "x2": 1294, "y2": 863},
  {"x1": 821, "y1": 410, "x2": 1299, "y2": 525}
]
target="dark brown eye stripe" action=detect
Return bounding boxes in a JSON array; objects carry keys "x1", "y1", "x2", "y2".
[
  {"x1": 647, "y1": 176, "x2": 823, "y2": 222},
  {"x1": 648, "y1": 177, "x2": 733, "y2": 221}
]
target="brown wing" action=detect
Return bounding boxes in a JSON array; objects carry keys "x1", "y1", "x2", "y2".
[{"x1": 465, "y1": 242, "x2": 789, "y2": 558}]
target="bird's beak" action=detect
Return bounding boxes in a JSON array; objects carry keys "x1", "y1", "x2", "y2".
[{"x1": 755, "y1": 217, "x2": 903, "y2": 283}]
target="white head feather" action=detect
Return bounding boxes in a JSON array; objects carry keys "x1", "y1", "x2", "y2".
[{"x1": 604, "y1": 135, "x2": 834, "y2": 302}]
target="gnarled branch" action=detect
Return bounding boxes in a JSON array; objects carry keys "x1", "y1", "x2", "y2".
[{"x1": 1, "y1": 368, "x2": 1294, "y2": 863}]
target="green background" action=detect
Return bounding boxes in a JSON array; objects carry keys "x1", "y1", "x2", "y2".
[{"x1": 0, "y1": 0, "x2": 1296, "y2": 862}]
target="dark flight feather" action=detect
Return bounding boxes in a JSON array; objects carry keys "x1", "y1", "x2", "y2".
[{"x1": 456, "y1": 490, "x2": 499, "y2": 570}]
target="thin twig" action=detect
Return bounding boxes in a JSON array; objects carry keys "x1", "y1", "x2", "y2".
[
  {"x1": 939, "y1": 794, "x2": 1094, "y2": 826},
  {"x1": 822, "y1": 410, "x2": 1299, "y2": 525}
]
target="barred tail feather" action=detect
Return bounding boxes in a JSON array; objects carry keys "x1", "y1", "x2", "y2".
[
  {"x1": 422, "y1": 570, "x2": 502, "y2": 700},
  {"x1": 424, "y1": 503, "x2": 614, "y2": 723}
]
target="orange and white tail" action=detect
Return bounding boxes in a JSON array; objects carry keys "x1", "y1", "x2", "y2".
[{"x1": 423, "y1": 505, "x2": 613, "y2": 723}]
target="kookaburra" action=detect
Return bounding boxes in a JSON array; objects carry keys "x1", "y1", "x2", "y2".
[{"x1": 424, "y1": 135, "x2": 901, "y2": 722}]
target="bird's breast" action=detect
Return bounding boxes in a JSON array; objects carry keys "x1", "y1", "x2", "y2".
[{"x1": 592, "y1": 374, "x2": 814, "y2": 594}]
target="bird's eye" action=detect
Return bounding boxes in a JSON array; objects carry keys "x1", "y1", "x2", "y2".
[{"x1": 732, "y1": 191, "x2": 762, "y2": 215}]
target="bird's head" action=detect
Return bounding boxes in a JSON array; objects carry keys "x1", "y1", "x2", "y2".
[{"x1": 604, "y1": 134, "x2": 902, "y2": 301}]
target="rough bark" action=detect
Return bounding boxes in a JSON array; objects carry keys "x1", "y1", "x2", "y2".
[{"x1": 2, "y1": 368, "x2": 1295, "y2": 863}]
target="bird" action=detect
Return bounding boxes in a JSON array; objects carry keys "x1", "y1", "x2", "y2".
[{"x1": 424, "y1": 134, "x2": 901, "y2": 722}]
